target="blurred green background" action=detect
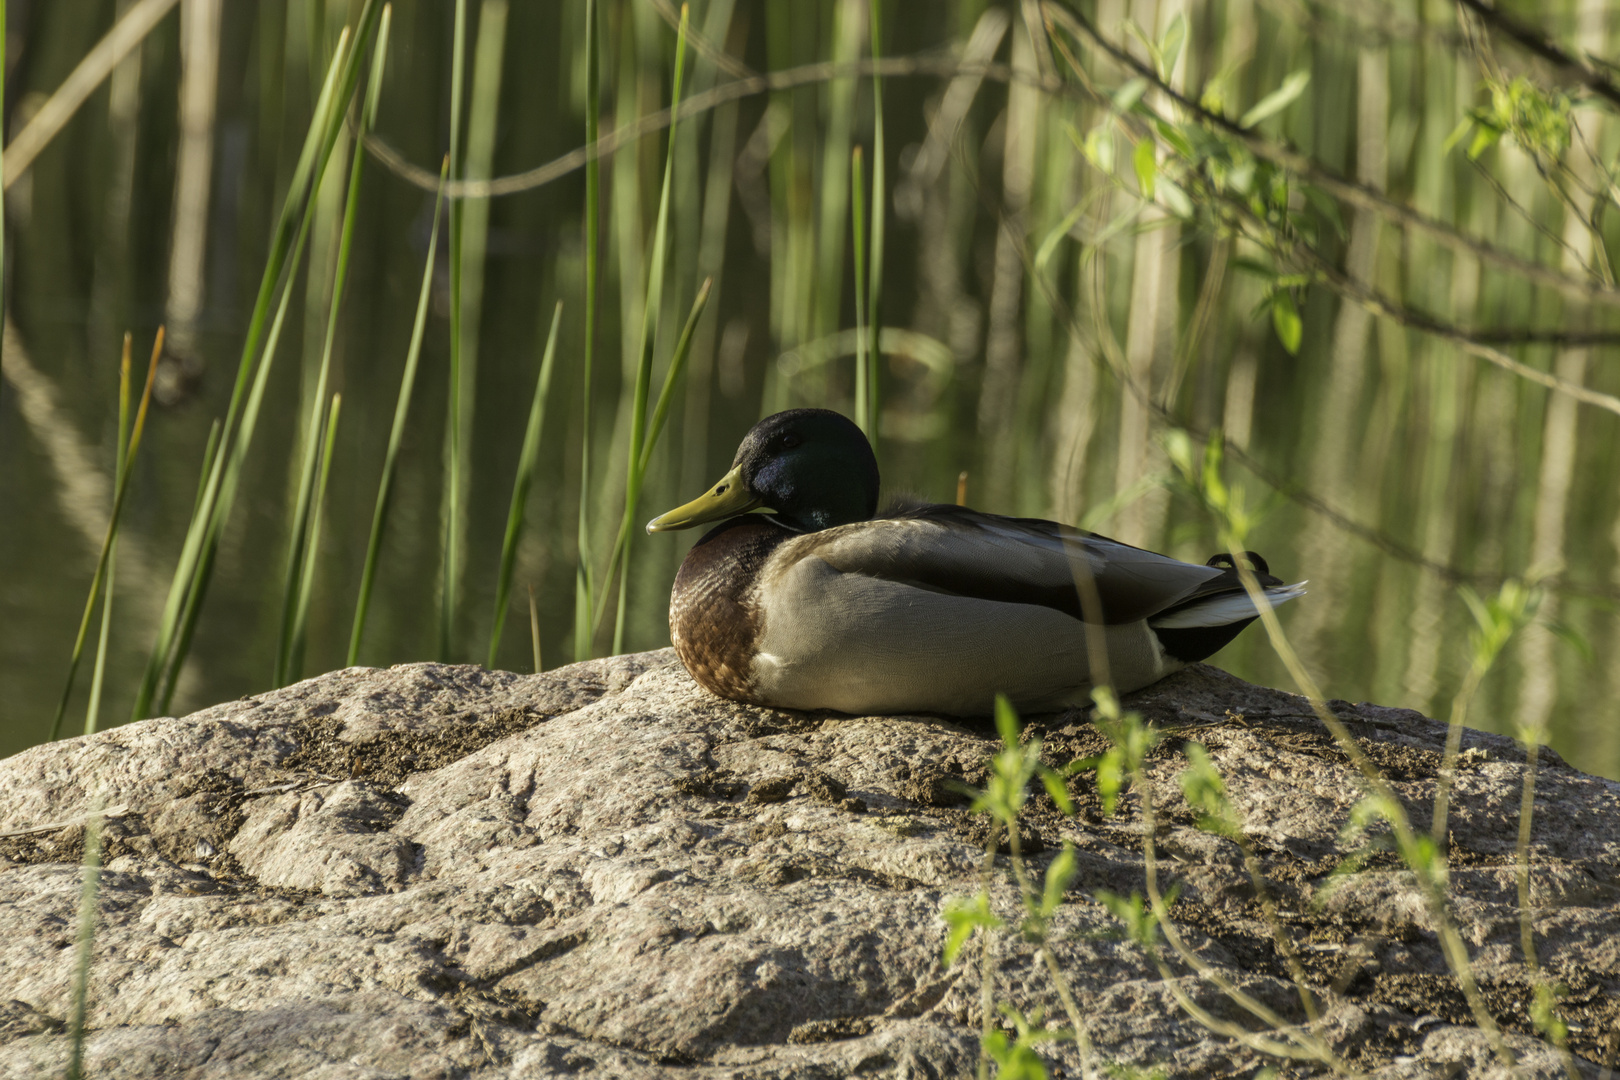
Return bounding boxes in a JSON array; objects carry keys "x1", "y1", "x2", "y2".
[{"x1": 3, "y1": 0, "x2": 1618, "y2": 777}]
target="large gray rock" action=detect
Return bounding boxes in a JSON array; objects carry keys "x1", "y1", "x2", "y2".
[{"x1": 0, "y1": 651, "x2": 1615, "y2": 1078}]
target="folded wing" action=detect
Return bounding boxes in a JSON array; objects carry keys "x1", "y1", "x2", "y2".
[{"x1": 797, "y1": 504, "x2": 1226, "y2": 625}]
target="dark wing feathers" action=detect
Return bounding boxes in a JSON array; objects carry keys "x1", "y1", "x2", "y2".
[{"x1": 808, "y1": 503, "x2": 1224, "y2": 624}]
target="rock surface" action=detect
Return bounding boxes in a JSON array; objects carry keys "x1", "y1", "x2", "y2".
[{"x1": 0, "y1": 650, "x2": 1616, "y2": 1078}]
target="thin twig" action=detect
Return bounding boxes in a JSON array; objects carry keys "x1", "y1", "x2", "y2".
[
  {"x1": 1456, "y1": 0, "x2": 1620, "y2": 109},
  {"x1": 1041, "y1": 1, "x2": 1620, "y2": 309}
]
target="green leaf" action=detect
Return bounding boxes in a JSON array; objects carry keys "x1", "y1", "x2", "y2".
[
  {"x1": 1441, "y1": 116, "x2": 1475, "y2": 156},
  {"x1": 1467, "y1": 125, "x2": 1502, "y2": 160},
  {"x1": 1530, "y1": 983, "x2": 1570, "y2": 1043},
  {"x1": 985, "y1": 1025, "x2": 1051, "y2": 1080},
  {"x1": 1271, "y1": 290, "x2": 1303, "y2": 355},
  {"x1": 1158, "y1": 14, "x2": 1186, "y2": 80},
  {"x1": 1040, "y1": 768, "x2": 1074, "y2": 815},
  {"x1": 1229, "y1": 256, "x2": 1277, "y2": 278},
  {"x1": 1157, "y1": 178, "x2": 1194, "y2": 219},
  {"x1": 1155, "y1": 119, "x2": 1194, "y2": 160},
  {"x1": 1548, "y1": 620, "x2": 1595, "y2": 663},
  {"x1": 1240, "y1": 70, "x2": 1310, "y2": 129},
  {"x1": 1038, "y1": 843, "x2": 1078, "y2": 918},
  {"x1": 1096, "y1": 889, "x2": 1161, "y2": 948},
  {"x1": 942, "y1": 893, "x2": 1002, "y2": 966},
  {"x1": 994, "y1": 694, "x2": 1022, "y2": 749},
  {"x1": 1112, "y1": 76, "x2": 1149, "y2": 114},
  {"x1": 1302, "y1": 185, "x2": 1346, "y2": 238},
  {"x1": 1089, "y1": 126, "x2": 1115, "y2": 173},
  {"x1": 1133, "y1": 139, "x2": 1157, "y2": 198},
  {"x1": 1095, "y1": 747, "x2": 1124, "y2": 816},
  {"x1": 1035, "y1": 196, "x2": 1091, "y2": 271},
  {"x1": 1179, "y1": 743, "x2": 1242, "y2": 840}
]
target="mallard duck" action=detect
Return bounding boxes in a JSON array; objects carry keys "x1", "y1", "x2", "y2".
[{"x1": 646, "y1": 409, "x2": 1304, "y2": 716}]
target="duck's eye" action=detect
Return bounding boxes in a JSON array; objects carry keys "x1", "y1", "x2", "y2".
[{"x1": 777, "y1": 434, "x2": 801, "y2": 450}]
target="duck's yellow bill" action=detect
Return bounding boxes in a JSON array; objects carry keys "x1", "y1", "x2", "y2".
[{"x1": 646, "y1": 465, "x2": 761, "y2": 533}]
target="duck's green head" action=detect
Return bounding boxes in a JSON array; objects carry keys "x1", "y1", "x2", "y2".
[{"x1": 646, "y1": 409, "x2": 879, "y2": 534}]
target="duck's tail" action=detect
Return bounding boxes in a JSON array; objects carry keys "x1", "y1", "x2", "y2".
[{"x1": 1149, "y1": 581, "x2": 1308, "y2": 629}]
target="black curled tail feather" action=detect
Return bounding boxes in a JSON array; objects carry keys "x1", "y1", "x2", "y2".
[{"x1": 1151, "y1": 550, "x2": 1287, "y2": 663}]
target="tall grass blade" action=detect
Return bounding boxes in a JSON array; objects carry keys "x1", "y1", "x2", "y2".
[
  {"x1": 287, "y1": 393, "x2": 341, "y2": 682},
  {"x1": 155, "y1": 7, "x2": 383, "y2": 712},
  {"x1": 851, "y1": 145, "x2": 869, "y2": 434},
  {"x1": 276, "y1": 8, "x2": 390, "y2": 687},
  {"x1": 594, "y1": 277, "x2": 712, "y2": 638},
  {"x1": 605, "y1": 4, "x2": 690, "y2": 654},
  {"x1": 348, "y1": 158, "x2": 449, "y2": 666},
  {"x1": 132, "y1": 4, "x2": 380, "y2": 720},
  {"x1": 278, "y1": 10, "x2": 388, "y2": 683},
  {"x1": 489, "y1": 301, "x2": 563, "y2": 667},
  {"x1": 85, "y1": 329, "x2": 157, "y2": 740},
  {"x1": 51, "y1": 330, "x2": 160, "y2": 741},
  {"x1": 528, "y1": 584, "x2": 542, "y2": 673},
  {"x1": 90, "y1": 336, "x2": 133, "y2": 739},
  {"x1": 189, "y1": 419, "x2": 221, "y2": 523},
  {"x1": 639, "y1": 279, "x2": 714, "y2": 475},
  {"x1": 85, "y1": 537, "x2": 117, "y2": 738},
  {"x1": 156, "y1": 184, "x2": 324, "y2": 712},
  {"x1": 813, "y1": 0, "x2": 861, "y2": 358},
  {"x1": 152, "y1": 33, "x2": 354, "y2": 714},
  {"x1": 453, "y1": 0, "x2": 508, "y2": 658},
  {"x1": 440, "y1": 0, "x2": 470, "y2": 662},
  {"x1": 64, "y1": 803, "x2": 105, "y2": 1080},
  {"x1": 865, "y1": 0, "x2": 885, "y2": 460},
  {"x1": 0, "y1": 0, "x2": 5, "y2": 380},
  {"x1": 573, "y1": 0, "x2": 602, "y2": 663}
]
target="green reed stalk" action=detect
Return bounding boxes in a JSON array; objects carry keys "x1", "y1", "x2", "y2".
[
  {"x1": 85, "y1": 542, "x2": 116, "y2": 737},
  {"x1": 760, "y1": 3, "x2": 793, "y2": 414},
  {"x1": 276, "y1": 9, "x2": 390, "y2": 687},
  {"x1": 157, "y1": 182, "x2": 326, "y2": 712},
  {"x1": 640, "y1": 279, "x2": 713, "y2": 475},
  {"x1": 286, "y1": 394, "x2": 341, "y2": 682},
  {"x1": 132, "y1": 4, "x2": 379, "y2": 721},
  {"x1": 813, "y1": 0, "x2": 860, "y2": 363},
  {"x1": 573, "y1": 0, "x2": 601, "y2": 663},
  {"x1": 188, "y1": 419, "x2": 220, "y2": 524},
  {"x1": 604, "y1": 5, "x2": 690, "y2": 655},
  {"x1": 594, "y1": 277, "x2": 712, "y2": 638},
  {"x1": 851, "y1": 145, "x2": 870, "y2": 434},
  {"x1": 51, "y1": 331, "x2": 159, "y2": 741},
  {"x1": 162, "y1": 8, "x2": 381, "y2": 681},
  {"x1": 865, "y1": 0, "x2": 885, "y2": 456},
  {"x1": 440, "y1": 0, "x2": 469, "y2": 662},
  {"x1": 64, "y1": 803, "x2": 105, "y2": 1080},
  {"x1": 489, "y1": 301, "x2": 563, "y2": 667},
  {"x1": 449, "y1": 0, "x2": 508, "y2": 659},
  {"x1": 348, "y1": 158, "x2": 449, "y2": 666},
  {"x1": 528, "y1": 584, "x2": 542, "y2": 673},
  {"x1": 84, "y1": 332, "x2": 144, "y2": 740},
  {"x1": 152, "y1": 41, "x2": 351, "y2": 714},
  {"x1": 679, "y1": 2, "x2": 740, "y2": 498},
  {"x1": 0, "y1": 0, "x2": 5, "y2": 377}
]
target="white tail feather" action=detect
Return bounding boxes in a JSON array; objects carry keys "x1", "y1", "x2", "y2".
[{"x1": 1149, "y1": 581, "x2": 1308, "y2": 629}]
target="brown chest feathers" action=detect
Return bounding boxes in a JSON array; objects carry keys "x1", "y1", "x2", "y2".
[{"x1": 668, "y1": 518, "x2": 791, "y2": 702}]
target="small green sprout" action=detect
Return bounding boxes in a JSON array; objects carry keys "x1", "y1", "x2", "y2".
[
  {"x1": 1096, "y1": 886, "x2": 1179, "y2": 949},
  {"x1": 1078, "y1": 688, "x2": 1163, "y2": 817},
  {"x1": 1529, "y1": 982, "x2": 1569, "y2": 1044},
  {"x1": 984, "y1": 1006, "x2": 1070, "y2": 1080},
  {"x1": 942, "y1": 893, "x2": 1003, "y2": 967},
  {"x1": 1445, "y1": 76, "x2": 1572, "y2": 163},
  {"x1": 1179, "y1": 742, "x2": 1241, "y2": 841}
]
